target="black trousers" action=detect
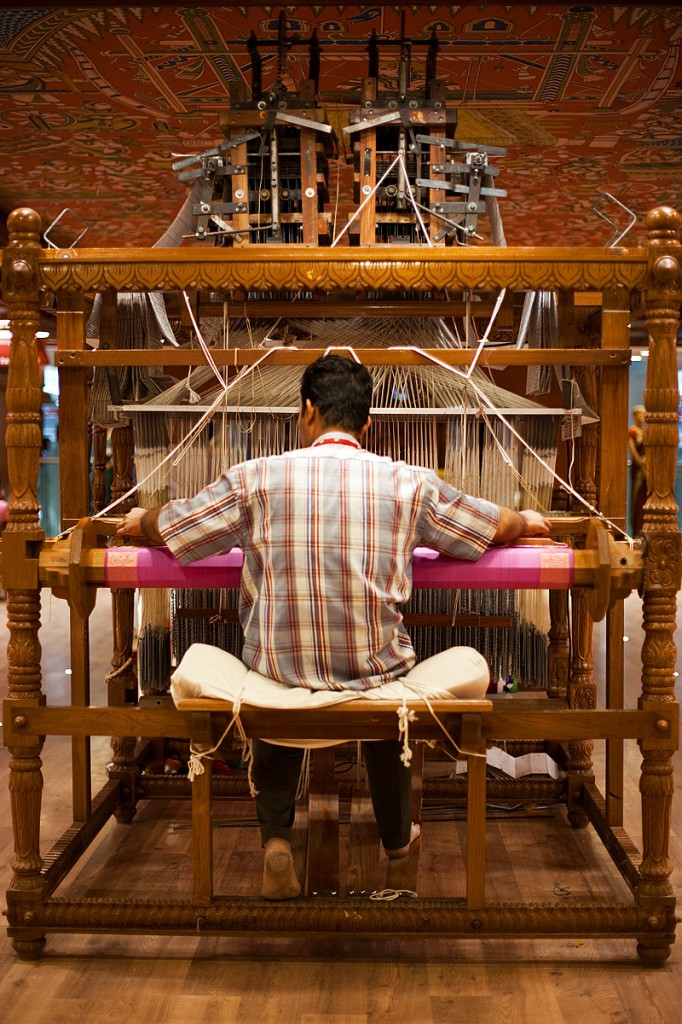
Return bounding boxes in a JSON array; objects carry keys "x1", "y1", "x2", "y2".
[{"x1": 252, "y1": 738, "x2": 412, "y2": 850}]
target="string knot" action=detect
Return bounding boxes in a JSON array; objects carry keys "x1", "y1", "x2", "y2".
[
  {"x1": 187, "y1": 751, "x2": 208, "y2": 782},
  {"x1": 187, "y1": 690, "x2": 249, "y2": 784},
  {"x1": 397, "y1": 702, "x2": 417, "y2": 766}
]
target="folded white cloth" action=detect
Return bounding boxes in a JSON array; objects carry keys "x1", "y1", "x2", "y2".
[{"x1": 171, "y1": 643, "x2": 489, "y2": 708}]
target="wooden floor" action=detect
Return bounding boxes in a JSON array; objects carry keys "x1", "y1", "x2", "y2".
[{"x1": 1, "y1": 589, "x2": 681, "y2": 1023}]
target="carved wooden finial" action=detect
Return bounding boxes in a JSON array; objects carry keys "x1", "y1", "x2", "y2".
[
  {"x1": 6, "y1": 206, "x2": 41, "y2": 238},
  {"x1": 645, "y1": 205, "x2": 681, "y2": 240}
]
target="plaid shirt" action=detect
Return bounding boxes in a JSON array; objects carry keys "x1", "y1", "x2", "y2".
[{"x1": 158, "y1": 432, "x2": 499, "y2": 691}]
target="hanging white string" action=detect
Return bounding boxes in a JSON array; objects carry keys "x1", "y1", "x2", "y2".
[
  {"x1": 323, "y1": 344, "x2": 361, "y2": 363},
  {"x1": 187, "y1": 709, "x2": 249, "y2": 782},
  {"x1": 331, "y1": 152, "x2": 403, "y2": 247},
  {"x1": 396, "y1": 154, "x2": 433, "y2": 246},
  {"x1": 466, "y1": 287, "x2": 507, "y2": 379},
  {"x1": 183, "y1": 364, "x2": 202, "y2": 404},
  {"x1": 52, "y1": 386, "x2": 231, "y2": 539},
  {"x1": 397, "y1": 701, "x2": 417, "y2": 766},
  {"x1": 478, "y1": 406, "x2": 518, "y2": 476},
  {"x1": 331, "y1": 111, "x2": 343, "y2": 241},
  {"x1": 332, "y1": 152, "x2": 433, "y2": 249},
  {"x1": 392, "y1": 346, "x2": 634, "y2": 542},
  {"x1": 222, "y1": 298, "x2": 230, "y2": 350},
  {"x1": 397, "y1": 682, "x2": 489, "y2": 762},
  {"x1": 60, "y1": 348, "x2": 284, "y2": 536},
  {"x1": 182, "y1": 291, "x2": 229, "y2": 393},
  {"x1": 565, "y1": 377, "x2": 579, "y2": 485}
]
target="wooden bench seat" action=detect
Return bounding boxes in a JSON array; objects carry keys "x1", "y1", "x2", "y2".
[{"x1": 174, "y1": 696, "x2": 493, "y2": 908}]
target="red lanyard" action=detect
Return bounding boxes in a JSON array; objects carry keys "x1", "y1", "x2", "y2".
[{"x1": 312, "y1": 437, "x2": 361, "y2": 450}]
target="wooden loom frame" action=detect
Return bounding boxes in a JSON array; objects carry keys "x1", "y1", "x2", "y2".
[{"x1": 1, "y1": 205, "x2": 680, "y2": 963}]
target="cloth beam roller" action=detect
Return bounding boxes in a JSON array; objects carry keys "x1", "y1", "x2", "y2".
[{"x1": 103, "y1": 544, "x2": 574, "y2": 591}]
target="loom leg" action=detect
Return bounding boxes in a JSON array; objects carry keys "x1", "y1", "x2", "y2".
[
  {"x1": 10, "y1": 937, "x2": 46, "y2": 958},
  {"x1": 306, "y1": 748, "x2": 339, "y2": 896},
  {"x1": 565, "y1": 344, "x2": 599, "y2": 827},
  {"x1": 462, "y1": 714, "x2": 486, "y2": 909},
  {"x1": 636, "y1": 933, "x2": 674, "y2": 967},
  {"x1": 191, "y1": 712, "x2": 214, "y2": 906},
  {"x1": 566, "y1": 590, "x2": 595, "y2": 829},
  {"x1": 635, "y1": 621, "x2": 677, "y2": 968},
  {"x1": 633, "y1": 590, "x2": 678, "y2": 966},
  {"x1": 634, "y1": 205, "x2": 681, "y2": 966},
  {"x1": 6, "y1": 589, "x2": 47, "y2": 959},
  {"x1": 107, "y1": 423, "x2": 140, "y2": 823},
  {"x1": 109, "y1": 736, "x2": 139, "y2": 823},
  {"x1": 547, "y1": 588, "x2": 569, "y2": 700},
  {"x1": 4, "y1": 210, "x2": 49, "y2": 958},
  {"x1": 108, "y1": 586, "x2": 140, "y2": 824}
]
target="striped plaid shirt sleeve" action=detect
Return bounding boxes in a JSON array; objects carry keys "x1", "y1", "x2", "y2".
[
  {"x1": 419, "y1": 474, "x2": 499, "y2": 559},
  {"x1": 156, "y1": 468, "x2": 245, "y2": 563}
]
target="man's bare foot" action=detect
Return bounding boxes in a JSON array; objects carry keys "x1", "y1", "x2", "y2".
[
  {"x1": 384, "y1": 822, "x2": 422, "y2": 860},
  {"x1": 262, "y1": 838, "x2": 301, "y2": 900}
]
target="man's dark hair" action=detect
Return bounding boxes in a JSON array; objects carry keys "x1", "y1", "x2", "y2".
[{"x1": 300, "y1": 355, "x2": 373, "y2": 433}]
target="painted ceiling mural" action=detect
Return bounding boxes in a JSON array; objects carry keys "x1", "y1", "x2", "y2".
[{"x1": 0, "y1": 3, "x2": 680, "y2": 248}]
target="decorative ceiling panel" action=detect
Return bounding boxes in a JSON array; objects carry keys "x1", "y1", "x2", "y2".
[{"x1": 0, "y1": 4, "x2": 680, "y2": 247}]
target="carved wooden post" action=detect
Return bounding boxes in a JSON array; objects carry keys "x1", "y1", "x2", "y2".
[
  {"x1": 547, "y1": 588, "x2": 569, "y2": 700},
  {"x1": 1, "y1": 208, "x2": 46, "y2": 958},
  {"x1": 566, "y1": 291, "x2": 598, "y2": 828},
  {"x1": 636, "y1": 206, "x2": 681, "y2": 966},
  {"x1": 91, "y1": 425, "x2": 109, "y2": 513},
  {"x1": 109, "y1": 421, "x2": 137, "y2": 702},
  {"x1": 547, "y1": 297, "x2": 575, "y2": 703},
  {"x1": 108, "y1": 421, "x2": 139, "y2": 821},
  {"x1": 599, "y1": 287, "x2": 631, "y2": 828}
]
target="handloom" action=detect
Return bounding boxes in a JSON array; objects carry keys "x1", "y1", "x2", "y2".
[{"x1": 1, "y1": 206, "x2": 679, "y2": 963}]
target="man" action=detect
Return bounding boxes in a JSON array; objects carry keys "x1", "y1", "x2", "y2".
[{"x1": 119, "y1": 354, "x2": 549, "y2": 899}]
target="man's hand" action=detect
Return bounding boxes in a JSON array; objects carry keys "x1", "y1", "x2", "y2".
[
  {"x1": 117, "y1": 506, "x2": 165, "y2": 543},
  {"x1": 519, "y1": 510, "x2": 551, "y2": 537},
  {"x1": 494, "y1": 506, "x2": 551, "y2": 544},
  {"x1": 117, "y1": 507, "x2": 148, "y2": 538}
]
